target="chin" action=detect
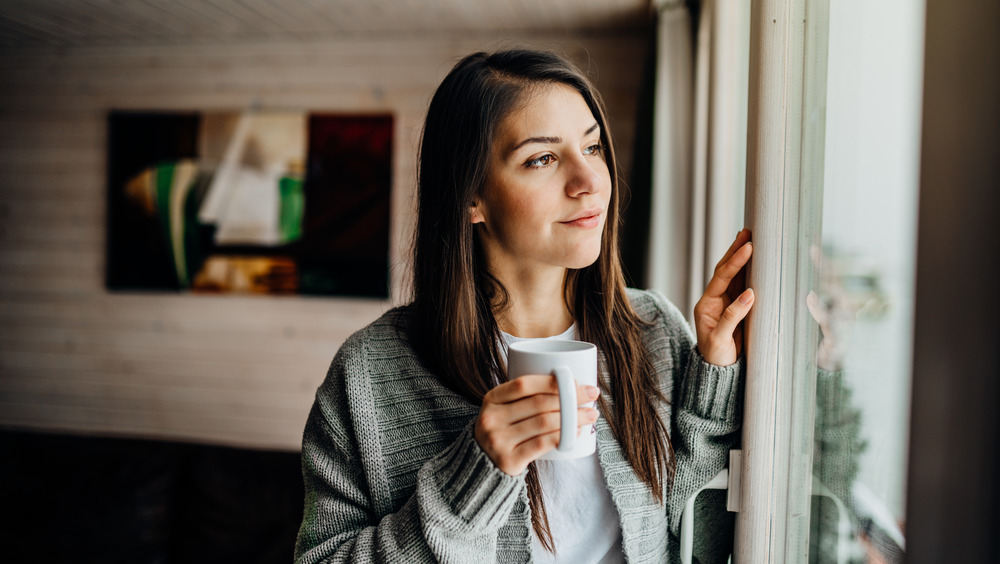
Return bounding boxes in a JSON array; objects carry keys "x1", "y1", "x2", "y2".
[{"x1": 564, "y1": 247, "x2": 603, "y2": 270}]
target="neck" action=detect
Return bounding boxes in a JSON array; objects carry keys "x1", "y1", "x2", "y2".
[{"x1": 493, "y1": 267, "x2": 574, "y2": 339}]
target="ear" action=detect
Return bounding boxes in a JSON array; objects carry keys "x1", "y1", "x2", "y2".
[{"x1": 468, "y1": 200, "x2": 485, "y2": 224}]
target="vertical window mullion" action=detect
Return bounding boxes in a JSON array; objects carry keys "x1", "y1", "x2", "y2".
[{"x1": 736, "y1": 0, "x2": 817, "y2": 561}]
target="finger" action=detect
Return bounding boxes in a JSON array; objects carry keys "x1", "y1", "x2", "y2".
[
  {"x1": 501, "y1": 392, "x2": 564, "y2": 425},
  {"x1": 509, "y1": 407, "x2": 599, "y2": 450},
  {"x1": 715, "y1": 229, "x2": 751, "y2": 271},
  {"x1": 713, "y1": 288, "x2": 755, "y2": 338},
  {"x1": 577, "y1": 383, "x2": 600, "y2": 405},
  {"x1": 510, "y1": 418, "x2": 595, "y2": 467},
  {"x1": 495, "y1": 385, "x2": 600, "y2": 423},
  {"x1": 715, "y1": 228, "x2": 752, "y2": 272},
  {"x1": 725, "y1": 249, "x2": 749, "y2": 302},
  {"x1": 806, "y1": 290, "x2": 827, "y2": 325},
  {"x1": 488, "y1": 375, "x2": 598, "y2": 406},
  {"x1": 493, "y1": 407, "x2": 599, "y2": 473},
  {"x1": 705, "y1": 241, "x2": 753, "y2": 298},
  {"x1": 810, "y1": 244, "x2": 826, "y2": 273},
  {"x1": 507, "y1": 428, "x2": 562, "y2": 467},
  {"x1": 487, "y1": 375, "x2": 560, "y2": 404}
]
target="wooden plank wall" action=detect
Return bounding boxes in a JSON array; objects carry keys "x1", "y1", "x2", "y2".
[{"x1": 0, "y1": 33, "x2": 649, "y2": 451}]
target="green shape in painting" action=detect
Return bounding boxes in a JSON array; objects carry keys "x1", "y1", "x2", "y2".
[{"x1": 279, "y1": 159, "x2": 305, "y2": 243}]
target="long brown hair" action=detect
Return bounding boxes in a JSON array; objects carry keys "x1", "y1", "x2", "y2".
[{"x1": 411, "y1": 49, "x2": 673, "y2": 552}]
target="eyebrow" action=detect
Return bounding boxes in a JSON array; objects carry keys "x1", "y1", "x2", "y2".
[{"x1": 507, "y1": 122, "x2": 600, "y2": 154}]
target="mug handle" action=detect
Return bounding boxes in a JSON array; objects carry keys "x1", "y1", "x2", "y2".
[{"x1": 551, "y1": 366, "x2": 577, "y2": 453}]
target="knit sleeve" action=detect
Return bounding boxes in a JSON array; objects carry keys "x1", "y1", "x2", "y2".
[
  {"x1": 294, "y1": 339, "x2": 525, "y2": 564},
  {"x1": 812, "y1": 368, "x2": 864, "y2": 504},
  {"x1": 669, "y1": 347, "x2": 743, "y2": 525},
  {"x1": 639, "y1": 291, "x2": 743, "y2": 563}
]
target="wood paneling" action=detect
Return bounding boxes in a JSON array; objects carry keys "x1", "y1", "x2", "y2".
[
  {"x1": 0, "y1": 1, "x2": 651, "y2": 47},
  {"x1": 0, "y1": 32, "x2": 649, "y2": 450}
]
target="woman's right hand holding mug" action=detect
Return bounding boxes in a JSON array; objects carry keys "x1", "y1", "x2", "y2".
[{"x1": 474, "y1": 377, "x2": 600, "y2": 476}]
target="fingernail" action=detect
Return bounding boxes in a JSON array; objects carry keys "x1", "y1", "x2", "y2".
[
  {"x1": 586, "y1": 407, "x2": 599, "y2": 421},
  {"x1": 586, "y1": 386, "x2": 600, "y2": 399},
  {"x1": 739, "y1": 288, "x2": 754, "y2": 305}
]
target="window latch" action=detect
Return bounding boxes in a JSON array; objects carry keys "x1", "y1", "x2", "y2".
[{"x1": 680, "y1": 449, "x2": 742, "y2": 564}]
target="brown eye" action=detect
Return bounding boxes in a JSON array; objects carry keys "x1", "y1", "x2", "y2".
[{"x1": 526, "y1": 154, "x2": 555, "y2": 168}]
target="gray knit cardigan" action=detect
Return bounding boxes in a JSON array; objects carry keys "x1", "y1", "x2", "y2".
[{"x1": 295, "y1": 289, "x2": 743, "y2": 563}]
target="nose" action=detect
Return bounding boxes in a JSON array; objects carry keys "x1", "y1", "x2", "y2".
[{"x1": 564, "y1": 152, "x2": 606, "y2": 198}]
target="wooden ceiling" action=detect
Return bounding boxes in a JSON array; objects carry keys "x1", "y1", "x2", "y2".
[{"x1": 0, "y1": 0, "x2": 653, "y2": 48}]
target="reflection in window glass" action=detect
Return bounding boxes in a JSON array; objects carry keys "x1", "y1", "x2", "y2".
[{"x1": 806, "y1": 0, "x2": 924, "y2": 562}]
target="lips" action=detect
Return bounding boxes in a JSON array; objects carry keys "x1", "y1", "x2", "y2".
[{"x1": 560, "y1": 208, "x2": 604, "y2": 228}]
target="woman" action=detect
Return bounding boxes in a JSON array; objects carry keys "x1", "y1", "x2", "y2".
[{"x1": 294, "y1": 49, "x2": 754, "y2": 564}]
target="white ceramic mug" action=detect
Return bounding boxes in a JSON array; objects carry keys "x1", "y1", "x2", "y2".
[{"x1": 507, "y1": 340, "x2": 598, "y2": 460}]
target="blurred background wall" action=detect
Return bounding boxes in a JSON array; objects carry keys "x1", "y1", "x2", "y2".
[{"x1": 0, "y1": 1, "x2": 654, "y2": 450}]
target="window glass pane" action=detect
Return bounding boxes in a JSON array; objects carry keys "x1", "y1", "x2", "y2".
[{"x1": 804, "y1": 0, "x2": 923, "y2": 561}]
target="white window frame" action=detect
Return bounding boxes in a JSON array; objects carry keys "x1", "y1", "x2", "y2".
[{"x1": 735, "y1": 0, "x2": 831, "y2": 561}]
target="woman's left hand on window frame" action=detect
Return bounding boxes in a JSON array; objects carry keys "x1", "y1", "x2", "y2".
[{"x1": 693, "y1": 228, "x2": 755, "y2": 367}]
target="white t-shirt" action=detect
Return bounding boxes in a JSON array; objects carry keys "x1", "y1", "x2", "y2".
[{"x1": 501, "y1": 326, "x2": 625, "y2": 564}]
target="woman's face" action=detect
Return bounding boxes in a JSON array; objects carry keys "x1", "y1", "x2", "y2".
[{"x1": 471, "y1": 83, "x2": 612, "y2": 278}]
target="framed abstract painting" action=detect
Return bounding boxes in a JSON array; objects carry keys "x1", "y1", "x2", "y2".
[{"x1": 106, "y1": 110, "x2": 392, "y2": 298}]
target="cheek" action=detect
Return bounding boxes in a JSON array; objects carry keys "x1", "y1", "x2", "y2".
[
  {"x1": 488, "y1": 184, "x2": 543, "y2": 229},
  {"x1": 598, "y1": 166, "x2": 613, "y2": 198},
  {"x1": 501, "y1": 195, "x2": 550, "y2": 243}
]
